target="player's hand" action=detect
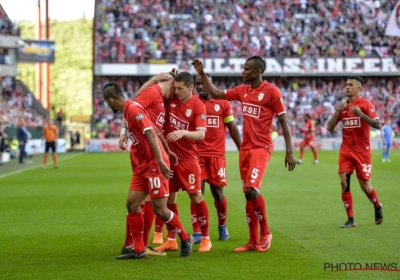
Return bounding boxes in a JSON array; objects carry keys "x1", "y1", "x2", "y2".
[
  {"x1": 191, "y1": 59, "x2": 205, "y2": 74},
  {"x1": 119, "y1": 134, "x2": 128, "y2": 150},
  {"x1": 166, "y1": 130, "x2": 186, "y2": 142},
  {"x1": 158, "y1": 161, "x2": 174, "y2": 179},
  {"x1": 285, "y1": 152, "x2": 296, "y2": 171},
  {"x1": 349, "y1": 106, "x2": 362, "y2": 117},
  {"x1": 335, "y1": 101, "x2": 347, "y2": 112},
  {"x1": 168, "y1": 151, "x2": 178, "y2": 166},
  {"x1": 152, "y1": 72, "x2": 175, "y2": 83}
]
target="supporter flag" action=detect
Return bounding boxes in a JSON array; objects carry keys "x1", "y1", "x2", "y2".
[
  {"x1": 356, "y1": 0, "x2": 388, "y2": 26},
  {"x1": 385, "y1": 0, "x2": 400, "y2": 37}
]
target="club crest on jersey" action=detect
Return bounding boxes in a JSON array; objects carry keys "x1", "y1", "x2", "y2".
[
  {"x1": 258, "y1": 93, "x2": 264, "y2": 101},
  {"x1": 136, "y1": 114, "x2": 144, "y2": 121},
  {"x1": 214, "y1": 104, "x2": 220, "y2": 112},
  {"x1": 186, "y1": 109, "x2": 192, "y2": 117},
  {"x1": 200, "y1": 114, "x2": 206, "y2": 120}
]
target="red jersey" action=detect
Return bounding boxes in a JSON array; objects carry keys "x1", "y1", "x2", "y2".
[
  {"x1": 300, "y1": 119, "x2": 315, "y2": 140},
  {"x1": 164, "y1": 94, "x2": 207, "y2": 161},
  {"x1": 196, "y1": 98, "x2": 233, "y2": 157},
  {"x1": 225, "y1": 81, "x2": 286, "y2": 151},
  {"x1": 123, "y1": 100, "x2": 169, "y2": 175},
  {"x1": 336, "y1": 96, "x2": 379, "y2": 152},
  {"x1": 134, "y1": 84, "x2": 165, "y2": 129}
]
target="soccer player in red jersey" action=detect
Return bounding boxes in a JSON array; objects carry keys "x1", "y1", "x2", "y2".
[
  {"x1": 189, "y1": 73, "x2": 241, "y2": 243},
  {"x1": 192, "y1": 56, "x2": 296, "y2": 253},
  {"x1": 155, "y1": 71, "x2": 212, "y2": 253},
  {"x1": 327, "y1": 76, "x2": 383, "y2": 228},
  {"x1": 102, "y1": 82, "x2": 193, "y2": 259},
  {"x1": 297, "y1": 113, "x2": 319, "y2": 164},
  {"x1": 118, "y1": 73, "x2": 177, "y2": 255}
]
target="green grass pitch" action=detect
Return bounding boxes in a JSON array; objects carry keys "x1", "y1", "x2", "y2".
[{"x1": 0, "y1": 150, "x2": 399, "y2": 279}]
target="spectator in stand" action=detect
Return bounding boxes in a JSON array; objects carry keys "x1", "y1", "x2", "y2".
[
  {"x1": 56, "y1": 109, "x2": 65, "y2": 126},
  {"x1": 94, "y1": 0, "x2": 400, "y2": 63}
]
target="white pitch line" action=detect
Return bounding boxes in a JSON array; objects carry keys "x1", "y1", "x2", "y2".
[{"x1": 0, "y1": 153, "x2": 84, "y2": 179}]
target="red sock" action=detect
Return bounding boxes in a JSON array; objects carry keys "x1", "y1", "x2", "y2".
[
  {"x1": 166, "y1": 203, "x2": 179, "y2": 239},
  {"x1": 313, "y1": 149, "x2": 318, "y2": 160},
  {"x1": 251, "y1": 195, "x2": 270, "y2": 235},
  {"x1": 214, "y1": 197, "x2": 227, "y2": 226},
  {"x1": 342, "y1": 192, "x2": 354, "y2": 218},
  {"x1": 194, "y1": 200, "x2": 210, "y2": 237},
  {"x1": 154, "y1": 216, "x2": 165, "y2": 233},
  {"x1": 367, "y1": 188, "x2": 380, "y2": 208},
  {"x1": 142, "y1": 201, "x2": 155, "y2": 247},
  {"x1": 127, "y1": 212, "x2": 144, "y2": 253},
  {"x1": 165, "y1": 211, "x2": 189, "y2": 241},
  {"x1": 246, "y1": 202, "x2": 259, "y2": 245},
  {"x1": 124, "y1": 213, "x2": 133, "y2": 247},
  {"x1": 190, "y1": 201, "x2": 201, "y2": 233},
  {"x1": 299, "y1": 149, "x2": 304, "y2": 160}
]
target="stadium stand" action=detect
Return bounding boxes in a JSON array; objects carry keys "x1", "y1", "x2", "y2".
[
  {"x1": 0, "y1": 4, "x2": 19, "y2": 36},
  {"x1": 94, "y1": 0, "x2": 400, "y2": 63}
]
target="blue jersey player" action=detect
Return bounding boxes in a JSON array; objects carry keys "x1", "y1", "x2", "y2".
[{"x1": 381, "y1": 119, "x2": 394, "y2": 162}]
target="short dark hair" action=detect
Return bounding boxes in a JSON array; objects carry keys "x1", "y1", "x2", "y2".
[
  {"x1": 102, "y1": 82, "x2": 124, "y2": 99},
  {"x1": 246, "y1": 56, "x2": 266, "y2": 74},
  {"x1": 305, "y1": 113, "x2": 311, "y2": 119},
  {"x1": 175, "y1": 71, "x2": 194, "y2": 87},
  {"x1": 347, "y1": 76, "x2": 364, "y2": 86}
]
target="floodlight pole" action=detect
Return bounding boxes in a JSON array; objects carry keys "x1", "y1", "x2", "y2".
[
  {"x1": 45, "y1": 0, "x2": 50, "y2": 111},
  {"x1": 36, "y1": 0, "x2": 42, "y2": 104}
]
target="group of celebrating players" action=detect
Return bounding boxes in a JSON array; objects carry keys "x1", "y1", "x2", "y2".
[{"x1": 102, "y1": 56, "x2": 383, "y2": 259}]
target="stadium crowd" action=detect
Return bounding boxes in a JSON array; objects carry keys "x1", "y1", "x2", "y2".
[
  {"x1": 0, "y1": 77, "x2": 44, "y2": 128},
  {"x1": 94, "y1": 0, "x2": 400, "y2": 63},
  {"x1": 92, "y1": 75, "x2": 400, "y2": 138},
  {"x1": 0, "y1": 4, "x2": 19, "y2": 36}
]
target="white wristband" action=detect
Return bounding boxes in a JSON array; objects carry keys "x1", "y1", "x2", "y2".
[{"x1": 120, "y1": 128, "x2": 127, "y2": 136}]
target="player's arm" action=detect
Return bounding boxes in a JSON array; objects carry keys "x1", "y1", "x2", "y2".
[
  {"x1": 191, "y1": 59, "x2": 226, "y2": 99},
  {"x1": 327, "y1": 101, "x2": 347, "y2": 132},
  {"x1": 144, "y1": 128, "x2": 173, "y2": 179},
  {"x1": 119, "y1": 119, "x2": 128, "y2": 150},
  {"x1": 136, "y1": 72, "x2": 174, "y2": 97},
  {"x1": 166, "y1": 128, "x2": 206, "y2": 142},
  {"x1": 225, "y1": 117, "x2": 241, "y2": 150},
  {"x1": 155, "y1": 127, "x2": 178, "y2": 165},
  {"x1": 349, "y1": 106, "x2": 381, "y2": 129},
  {"x1": 277, "y1": 113, "x2": 296, "y2": 171}
]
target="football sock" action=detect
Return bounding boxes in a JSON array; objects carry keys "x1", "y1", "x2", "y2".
[
  {"x1": 214, "y1": 196, "x2": 227, "y2": 226},
  {"x1": 165, "y1": 211, "x2": 190, "y2": 241},
  {"x1": 154, "y1": 216, "x2": 165, "y2": 234},
  {"x1": 299, "y1": 149, "x2": 304, "y2": 160},
  {"x1": 341, "y1": 191, "x2": 354, "y2": 219},
  {"x1": 367, "y1": 188, "x2": 381, "y2": 208},
  {"x1": 124, "y1": 213, "x2": 133, "y2": 247},
  {"x1": 251, "y1": 195, "x2": 270, "y2": 235},
  {"x1": 127, "y1": 212, "x2": 144, "y2": 253},
  {"x1": 194, "y1": 200, "x2": 210, "y2": 237},
  {"x1": 313, "y1": 149, "x2": 318, "y2": 161},
  {"x1": 246, "y1": 202, "x2": 259, "y2": 245},
  {"x1": 166, "y1": 203, "x2": 179, "y2": 239},
  {"x1": 142, "y1": 201, "x2": 155, "y2": 247},
  {"x1": 190, "y1": 201, "x2": 201, "y2": 233}
]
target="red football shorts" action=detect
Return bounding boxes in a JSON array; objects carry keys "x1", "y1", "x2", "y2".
[
  {"x1": 338, "y1": 149, "x2": 372, "y2": 181},
  {"x1": 169, "y1": 160, "x2": 202, "y2": 194},
  {"x1": 301, "y1": 136, "x2": 316, "y2": 148},
  {"x1": 199, "y1": 156, "x2": 228, "y2": 187},
  {"x1": 239, "y1": 148, "x2": 271, "y2": 192},
  {"x1": 129, "y1": 173, "x2": 169, "y2": 199}
]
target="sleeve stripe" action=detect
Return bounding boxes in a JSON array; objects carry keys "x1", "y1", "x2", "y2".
[
  {"x1": 277, "y1": 111, "x2": 286, "y2": 116},
  {"x1": 196, "y1": 127, "x2": 207, "y2": 131},
  {"x1": 143, "y1": 127, "x2": 153, "y2": 134}
]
